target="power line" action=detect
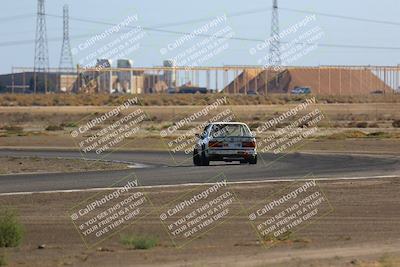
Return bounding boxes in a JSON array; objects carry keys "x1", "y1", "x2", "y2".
[
  {"x1": 2, "y1": 9, "x2": 400, "y2": 52},
  {"x1": 1, "y1": 25, "x2": 400, "y2": 52},
  {"x1": 44, "y1": 13, "x2": 269, "y2": 42},
  {"x1": 280, "y1": 7, "x2": 400, "y2": 26},
  {"x1": 46, "y1": 13, "x2": 400, "y2": 51},
  {"x1": 0, "y1": 13, "x2": 35, "y2": 22},
  {"x1": 149, "y1": 7, "x2": 271, "y2": 29}
]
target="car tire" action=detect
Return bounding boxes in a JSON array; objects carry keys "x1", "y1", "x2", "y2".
[
  {"x1": 201, "y1": 150, "x2": 210, "y2": 166},
  {"x1": 193, "y1": 149, "x2": 201, "y2": 166},
  {"x1": 249, "y1": 155, "x2": 257, "y2": 165}
]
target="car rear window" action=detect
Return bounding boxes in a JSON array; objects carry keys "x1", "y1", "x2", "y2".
[{"x1": 210, "y1": 124, "x2": 251, "y2": 137}]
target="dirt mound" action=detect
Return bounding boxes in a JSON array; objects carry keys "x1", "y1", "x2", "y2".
[{"x1": 224, "y1": 67, "x2": 394, "y2": 95}]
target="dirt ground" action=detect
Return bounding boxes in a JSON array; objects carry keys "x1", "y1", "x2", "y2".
[
  {"x1": 0, "y1": 103, "x2": 399, "y2": 266},
  {"x1": 1, "y1": 137, "x2": 399, "y2": 157},
  {"x1": 0, "y1": 156, "x2": 130, "y2": 175},
  {"x1": 0, "y1": 178, "x2": 399, "y2": 267}
]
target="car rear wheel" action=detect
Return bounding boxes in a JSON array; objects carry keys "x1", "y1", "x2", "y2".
[
  {"x1": 201, "y1": 150, "x2": 210, "y2": 166},
  {"x1": 193, "y1": 149, "x2": 201, "y2": 166},
  {"x1": 249, "y1": 155, "x2": 257, "y2": 165}
]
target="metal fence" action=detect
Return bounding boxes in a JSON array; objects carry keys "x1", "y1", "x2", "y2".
[{"x1": 5, "y1": 65, "x2": 400, "y2": 95}]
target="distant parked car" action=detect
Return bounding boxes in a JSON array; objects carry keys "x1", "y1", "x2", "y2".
[
  {"x1": 193, "y1": 122, "x2": 257, "y2": 166},
  {"x1": 167, "y1": 87, "x2": 177, "y2": 94},
  {"x1": 247, "y1": 91, "x2": 258, "y2": 96},
  {"x1": 179, "y1": 86, "x2": 208, "y2": 94},
  {"x1": 371, "y1": 90, "x2": 384, "y2": 95},
  {"x1": 291, "y1": 87, "x2": 311, "y2": 95}
]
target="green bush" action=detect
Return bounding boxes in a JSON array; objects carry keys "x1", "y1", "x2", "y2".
[
  {"x1": 120, "y1": 234, "x2": 158, "y2": 250},
  {"x1": 0, "y1": 209, "x2": 23, "y2": 248}
]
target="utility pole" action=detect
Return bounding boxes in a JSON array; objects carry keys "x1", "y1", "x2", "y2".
[
  {"x1": 34, "y1": 0, "x2": 49, "y2": 93},
  {"x1": 269, "y1": 0, "x2": 281, "y2": 67},
  {"x1": 59, "y1": 5, "x2": 74, "y2": 71}
]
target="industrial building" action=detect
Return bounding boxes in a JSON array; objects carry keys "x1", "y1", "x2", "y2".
[{"x1": 0, "y1": 69, "x2": 78, "y2": 94}]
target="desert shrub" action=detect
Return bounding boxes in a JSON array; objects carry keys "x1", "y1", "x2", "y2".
[
  {"x1": 248, "y1": 122, "x2": 263, "y2": 130},
  {"x1": 344, "y1": 130, "x2": 368, "y2": 138},
  {"x1": 367, "y1": 132, "x2": 391, "y2": 138},
  {"x1": 2, "y1": 126, "x2": 23, "y2": 133},
  {"x1": 347, "y1": 122, "x2": 357, "y2": 128},
  {"x1": 355, "y1": 122, "x2": 368, "y2": 128},
  {"x1": 120, "y1": 234, "x2": 158, "y2": 250},
  {"x1": 326, "y1": 130, "x2": 367, "y2": 140},
  {"x1": 45, "y1": 125, "x2": 64, "y2": 131},
  {"x1": 0, "y1": 209, "x2": 23, "y2": 247},
  {"x1": 89, "y1": 125, "x2": 103, "y2": 131},
  {"x1": 60, "y1": 122, "x2": 78, "y2": 128},
  {"x1": 393, "y1": 120, "x2": 400, "y2": 128}
]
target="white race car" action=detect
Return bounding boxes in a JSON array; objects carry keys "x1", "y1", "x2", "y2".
[{"x1": 193, "y1": 122, "x2": 257, "y2": 166}]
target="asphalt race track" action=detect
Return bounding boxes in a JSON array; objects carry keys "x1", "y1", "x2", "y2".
[{"x1": 0, "y1": 149, "x2": 399, "y2": 194}]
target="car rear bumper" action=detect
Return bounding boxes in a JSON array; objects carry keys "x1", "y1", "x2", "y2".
[{"x1": 208, "y1": 148, "x2": 257, "y2": 158}]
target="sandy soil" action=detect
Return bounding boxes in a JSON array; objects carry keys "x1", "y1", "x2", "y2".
[
  {"x1": 0, "y1": 178, "x2": 399, "y2": 267},
  {"x1": 0, "y1": 156, "x2": 129, "y2": 175}
]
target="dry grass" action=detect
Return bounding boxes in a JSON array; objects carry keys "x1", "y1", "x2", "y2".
[
  {"x1": 1, "y1": 94, "x2": 400, "y2": 107},
  {"x1": 0, "y1": 103, "x2": 399, "y2": 151},
  {"x1": 0, "y1": 156, "x2": 130, "y2": 175}
]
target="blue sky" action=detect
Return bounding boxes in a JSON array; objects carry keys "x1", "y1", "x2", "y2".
[{"x1": 0, "y1": 0, "x2": 399, "y2": 73}]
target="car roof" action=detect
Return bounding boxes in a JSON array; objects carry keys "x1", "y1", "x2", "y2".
[{"x1": 208, "y1": 122, "x2": 247, "y2": 125}]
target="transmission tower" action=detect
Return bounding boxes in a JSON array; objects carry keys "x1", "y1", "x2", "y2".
[
  {"x1": 59, "y1": 5, "x2": 74, "y2": 71},
  {"x1": 269, "y1": 0, "x2": 281, "y2": 67},
  {"x1": 34, "y1": 0, "x2": 49, "y2": 93}
]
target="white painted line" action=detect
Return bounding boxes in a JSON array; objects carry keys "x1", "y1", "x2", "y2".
[{"x1": 0, "y1": 175, "x2": 397, "y2": 197}]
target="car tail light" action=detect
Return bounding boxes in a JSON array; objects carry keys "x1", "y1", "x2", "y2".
[
  {"x1": 209, "y1": 141, "x2": 223, "y2": 148},
  {"x1": 242, "y1": 141, "x2": 256, "y2": 148}
]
